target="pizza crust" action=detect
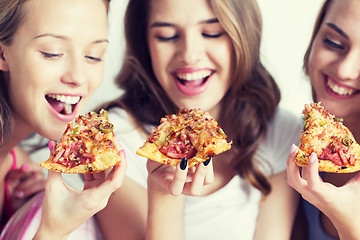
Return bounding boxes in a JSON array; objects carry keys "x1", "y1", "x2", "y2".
[{"x1": 40, "y1": 149, "x2": 122, "y2": 174}]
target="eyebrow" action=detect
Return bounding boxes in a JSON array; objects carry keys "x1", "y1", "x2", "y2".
[
  {"x1": 149, "y1": 18, "x2": 219, "y2": 28},
  {"x1": 326, "y1": 22, "x2": 349, "y2": 40},
  {"x1": 34, "y1": 33, "x2": 108, "y2": 44}
]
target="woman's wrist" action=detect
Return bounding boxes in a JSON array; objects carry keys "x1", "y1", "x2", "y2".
[{"x1": 33, "y1": 222, "x2": 71, "y2": 240}]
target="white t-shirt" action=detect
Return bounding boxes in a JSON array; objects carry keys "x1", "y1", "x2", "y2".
[{"x1": 108, "y1": 107, "x2": 302, "y2": 240}]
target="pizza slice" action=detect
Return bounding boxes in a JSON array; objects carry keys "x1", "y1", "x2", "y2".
[
  {"x1": 295, "y1": 102, "x2": 360, "y2": 173},
  {"x1": 40, "y1": 109, "x2": 124, "y2": 173},
  {"x1": 136, "y1": 108, "x2": 232, "y2": 167}
]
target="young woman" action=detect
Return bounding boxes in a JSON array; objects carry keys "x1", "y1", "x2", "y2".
[
  {"x1": 0, "y1": 0, "x2": 126, "y2": 238},
  {"x1": 287, "y1": 0, "x2": 360, "y2": 239},
  {"x1": 95, "y1": 0, "x2": 302, "y2": 239}
]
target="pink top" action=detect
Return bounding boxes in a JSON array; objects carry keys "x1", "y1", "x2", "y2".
[{"x1": 1, "y1": 149, "x2": 17, "y2": 232}]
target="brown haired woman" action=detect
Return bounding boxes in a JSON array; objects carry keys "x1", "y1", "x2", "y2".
[
  {"x1": 288, "y1": 0, "x2": 360, "y2": 239},
  {"x1": 96, "y1": 0, "x2": 302, "y2": 239}
]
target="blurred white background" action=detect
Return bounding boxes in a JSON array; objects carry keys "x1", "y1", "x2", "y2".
[{"x1": 86, "y1": 0, "x2": 324, "y2": 116}]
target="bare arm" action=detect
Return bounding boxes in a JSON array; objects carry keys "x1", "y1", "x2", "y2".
[
  {"x1": 95, "y1": 177, "x2": 148, "y2": 240},
  {"x1": 254, "y1": 170, "x2": 299, "y2": 240}
]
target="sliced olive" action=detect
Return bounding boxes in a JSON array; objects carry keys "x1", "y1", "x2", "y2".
[
  {"x1": 101, "y1": 109, "x2": 108, "y2": 118},
  {"x1": 342, "y1": 137, "x2": 353, "y2": 147},
  {"x1": 303, "y1": 121, "x2": 309, "y2": 131},
  {"x1": 334, "y1": 117, "x2": 343, "y2": 122},
  {"x1": 72, "y1": 126, "x2": 80, "y2": 135},
  {"x1": 99, "y1": 122, "x2": 114, "y2": 133},
  {"x1": 217, "y1": 127, "x2": 227, "y2": 138}
]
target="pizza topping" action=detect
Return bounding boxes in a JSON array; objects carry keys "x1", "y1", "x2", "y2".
[
  {"x1": 99, "y1": 122, "x2": 114, "y2": 133},
  {"x1": 319, "y1": 140, "x2": 355, "y2": 166},
  {"x1": 48, "y1": 109, "x2": 113, "y2": 168},
  {"x1": 159, "y1": 132, "x2": 197, "y2": 159},
  {"x1": 334, "y1": 117, "x2": 344, "y2": 122},
  {"x1": 342, "y1": 136, "x2": 353, "y2": 147}
]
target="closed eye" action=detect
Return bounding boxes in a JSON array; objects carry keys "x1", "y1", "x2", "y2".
[
  {"x1": 323, "y1": 38, "x2": 344, "y2": 50},
  {"x1": 86, "y1": 56, "x2": 102, "y2": 62},
  {"x1": 156, "y1": 35, "x2": 178, "y2": 42},
  {"x1": 40, "y1": 51, "x2": 63, "y2": 58},
  {"x1": 202, "y1": 32, "x2": 224, "y2": 38}
]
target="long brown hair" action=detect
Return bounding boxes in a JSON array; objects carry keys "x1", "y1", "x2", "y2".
[
  {"x1": 0, "y1": 0, "x2": 27, "y2": 147},
  {"x1": 103, "y1": 0, "x2": 280, "y2": 195},
  {"x1": 303, "y1": 0, "x2": 334, "y2": 102}
]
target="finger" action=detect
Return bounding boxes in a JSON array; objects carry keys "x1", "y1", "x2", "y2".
[
  {"x1": 169, "y1": 158, "x2": 188, "y2": 196},
  {"x1": 14, "y1": 179, "x2": 45, "y2": 198},
  {"x1": 84, "y1": 163, "x2": 126, "y2": 205},
  {"x1": 186, "y1": 163, "x2": 208, "y2": 196},
  {"x1": 286, "y1": 144, "x2": 307, "y2": 191},
  {"x1": 46, "y1": 170, "x2": 66, "y2": 192},
  {"x1": 303, "y1": 152, "x2": 322, "y2": 190},
  {"x1": 92, "y1": 170, "x2": 106, "y2": 181},
  {"x1": 203, "y1": 158, "x2": 214, "y2": 185}
]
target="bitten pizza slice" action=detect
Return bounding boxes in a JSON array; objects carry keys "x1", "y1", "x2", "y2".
[
  {"x1": 136, "y1": 108, "x2": 232, "y2": 167},
  {"x1": 40, "y1": 109, "x2": 124, "y2": 173},
  {"x1": 296, "y1": 102, "x2": 360, "y2": 173}
]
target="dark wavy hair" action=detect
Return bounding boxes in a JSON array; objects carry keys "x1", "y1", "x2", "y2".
[{"x1": 102, "y1": 0, "x2": 280, "y2": 195}]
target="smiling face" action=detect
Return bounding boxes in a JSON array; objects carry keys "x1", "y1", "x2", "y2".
[
  {"x1": 147, "y1": 0, "x2": 233, "y2": 118},
  {"x1": 308, "y1": 0, "x2": 360, "y2": 121},
  {"x1": 0, "y1": 0, "x2": 108, "y2": 140}
]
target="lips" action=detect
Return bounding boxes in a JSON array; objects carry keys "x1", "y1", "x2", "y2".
[
  {"x1": 173, "y1": 69, "x2": 213, "y2": 96},
  {"x1": 325, "y1": 75, "x2": 360, "y2": 98},
  {"x1": 46, "y1": 94, "x2": 81, "y2": 115}
]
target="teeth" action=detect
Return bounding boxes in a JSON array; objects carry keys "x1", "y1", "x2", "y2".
[
  {"x1": 48, "y1": 94, "x2": 81, "y2": 104},
  {"x1": 327, "y1": 78, "x2": 355, "y2": 95},
  {"x1": 64, "y1": 103, "x2": 72, "y2": 114},
  {"x1": 176, "y1": 70, "x2": 211, "y2": 81}
]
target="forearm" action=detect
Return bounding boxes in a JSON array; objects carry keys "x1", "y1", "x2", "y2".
[
  {"x1": 147, "y1": 178, "x2": 185, "y2": 240},
  {"x1": 33, "y1": 223, "x2": 70, "y2": 240}
]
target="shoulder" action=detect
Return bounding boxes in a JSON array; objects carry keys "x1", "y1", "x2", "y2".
[{"x1": 256, "y1": 107, "x2": 303, "y2": 175}]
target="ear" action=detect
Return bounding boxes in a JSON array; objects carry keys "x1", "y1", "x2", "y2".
[{"x1": 0, "y1": 43, "x2": 9, "y2": 71}]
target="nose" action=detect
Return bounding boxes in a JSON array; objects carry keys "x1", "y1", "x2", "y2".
[
  {"x1": 334, "y1": 52, "x2": 360, "y2": 81},
  {"x1": 176, "y1": 32, "x2": 204, "y2": 65},
  {"x1": 61, "y1": 56, "x2": 86, "y2": 87}
]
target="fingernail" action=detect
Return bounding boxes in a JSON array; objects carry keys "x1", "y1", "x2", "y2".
[
  {"x1": 203, "y1": 157, "x2": 211, "y2": 166},
  {"x1": 48, "y1": 141, "x2": 56, "y2": 152},
  {"x1": 120, "y1": 149, "x2": 126, "y2": 159},
  {"x1": 310, "y1": 152, "x2": 317, "y2": 163},
  {"x1": 21, "y1": 164, "x2": 29, "y2": 171},
  {"x1": 290, "y1": 144, "x2": 297, "y2": 154},
  {"x1": 180, "y1": 157, "x2": 187, "y2": 170}
]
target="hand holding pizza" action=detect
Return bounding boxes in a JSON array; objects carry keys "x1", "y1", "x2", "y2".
[
  {"x1": 147, "y1": 157, "x2": 214, "y2": 196},
  {"x1": 33, "y1": 141, "x2": 127, "y2": 240},
  {"x1": 287, "y1": 144, "x2": 360, "y2": 240}
]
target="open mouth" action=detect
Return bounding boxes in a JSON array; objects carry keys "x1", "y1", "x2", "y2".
[
  {"x1": 175, "y1": 70, "x2": 213, "y2": 88},
  {"x1": 45, "y1": 94, "x2": 81, "y2": 115},
  {"x1": 326, "y1": 76, "x2": 360, "y2": 96}
]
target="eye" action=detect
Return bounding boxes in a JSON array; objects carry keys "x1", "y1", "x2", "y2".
[
  {"x1": 156, "y1": 35, "x2": 178, "y2": 42},
  {"x1": 202, "y1": 32, "x2": 224, "y2": 38},
  {"x1": 85, "y1": 56, "x2": 103, "y2": 62},
  {"x1": 40, "y1": 51, "x2": 63, "y2": 59},
  {"x1": 323, "y1": 37, "x2": 344, "y2": 50}
]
